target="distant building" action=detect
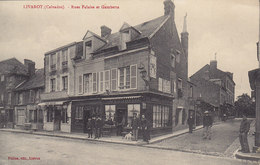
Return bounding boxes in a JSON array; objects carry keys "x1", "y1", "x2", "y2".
[
  {"x1": 14, "y1": 68, "x2": 44, "y2": 130},
  {"x1": 190, "y1": 60, "x2": 235, "y2": 118},
  {"x1": 0, "y1": 58, "x2": 30, "y2": 128},
  {"x1": 40, "y1": 0, "x2": 191, "y2": 135}
]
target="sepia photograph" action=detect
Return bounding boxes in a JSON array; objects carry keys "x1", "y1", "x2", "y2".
[{"x1": 0, "y1": 0, "x2": 260, "y2": 164}]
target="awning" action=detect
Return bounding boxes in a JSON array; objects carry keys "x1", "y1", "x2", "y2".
[
  {"x1": 38, "y1": 101, "x2": 64, "y2": 106},
  {"x1": 101, "y1": 96, "x2": 141, "y2": 101}
]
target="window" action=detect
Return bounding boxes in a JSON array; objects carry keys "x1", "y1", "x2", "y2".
[
  {"x1": 35, "y1": 90, "x2": 40, "y2": 102},
  {"x1": 29, "y1": 110, "x2": 37, "y2": 123},
  {"x1": 171, "y1": 54, "x2": 175, "y2": 68},
  {"x1": 118, "y1": 65, "x2": 136, "y2": 90},
  {"x1": 130, "y1": 65, "x2": 137, "y2": 88},
  {"x1": 79, "y1": 75, "x2": 83, "y2": 94},
  {"x1": 121, "y1": 30, "x2": 130, "y2": 50},
  {"x1": 99, "y1": 71, "x2": 104, "y2": 92},
  {"x1": 111, "y1": 69, "x2": 117, "y2": 91},
  {"x1": 104, "y1": 70, "x2": 110, "y2": 90},
  {"x1": 61, "y1": 108, "x2": 68, "y2": 123},
  {"x1": 85, "y1": 41, "x2": 92, "y2": 59},
  {"x1": 0, "y1": 75, "x2": 4, "y2": 82},
  {"x1": 105, "y1": 105, "x2": 116, "y2": 122},
  {"x1": 8, "y1": 92, "x2": 11, "y2": 105},
  {"x1": 153, "y1": 105, "x2": 170, "y2": 128},
  {"x1": 50, "y1": 53, "x2": 56, "y2": 70},
  {"x1": 1, "y1": 93, "x2": 3, "y2": 103},
  {"x1": 47, "y1": 109, "x2": 53, "y2": 122},
  {"x1": 50, "y1": 78, "x2": 56, "y2": 92},
  {"x1": 158, "y1": 78, "x2": 163, "y2": 91},
  {"x1": 38, "y1": 109, "x2": 43, "y2": 123},
  {"x1": 92, "y1": 73, "x2": 97, "y2": 93},
  {"x1": 84, "y1": 73, "x2": 92, "y2": 94},
  {"x1": 18, "y1": 93, "x2": 23, "y2": 104},
  {"x1": 29, "y1": 90, "x2": 35, "y2": 103},
  {"x1": 62, "y1": 49, "x2": 68, "y2": 68},
  {"x1": 178, "y1": 78, "x2": 182, "y2": 89},
  {"x1": 127, "y1": 104, "x2": 140, "y2": 126},
  {"x1": 62, "y1": 76, "x2": 68, "y2": 91},
  {"x1": 75, "y1": 106, "x2": 83, "y2": 120}
]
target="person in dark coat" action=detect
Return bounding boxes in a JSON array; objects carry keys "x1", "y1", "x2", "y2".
[
  {"x1": 87, "y1": 118, "x2": 93, "y2": 138},
  {"x1": 131, "y1": 113, "x2": 140, "y2": 141},
  {"x1": 95, "y1": 116, "x2": 102, "y2": 139},
  {"x1": 187, "y1": 114, "x2": 195, "y2": 133},
  {"x1": 140, "y1": 114, "x2": 150, "y2": 143},
  {"x1": 239, "y1": 114, "x2": 250, "y2": 153},
  {"x1": 92, "y1": 116, "x2": 96, "y2": 138},
  {"x1": 202, "y1": 111, "x2": 213, "y2": 140}
]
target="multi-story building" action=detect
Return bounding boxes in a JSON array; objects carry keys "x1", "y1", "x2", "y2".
[
  {"x1": 0, "y1": 58, "x2": 30, "y2": 128},
  {"x1": 41, "y1": 0, "x2": 191, "y2": 136},
  {"x1": 190, "y1": 60, "x2": 235, "y2": 118},
  {"x1": 14, "y1": 68, "x2": 44, "y2": 130}
]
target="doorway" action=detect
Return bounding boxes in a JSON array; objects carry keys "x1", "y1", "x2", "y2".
[{"x1": 54, "y1": 109, "x2": 61, "y2": 131}]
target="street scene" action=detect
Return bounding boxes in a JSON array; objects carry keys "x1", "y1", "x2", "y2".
[
  {"x1": 0, "y1": 119, "x2": 258, "y2": 165},
  {"x1": 0, "y1": 0, "x2": 260, "y2": 164}
]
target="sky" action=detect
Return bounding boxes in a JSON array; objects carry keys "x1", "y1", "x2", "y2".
[{"x1": 0, "y1": 0, "x2": 258, "y2": 100}]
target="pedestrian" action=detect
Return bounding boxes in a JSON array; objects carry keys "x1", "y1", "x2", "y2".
[
  {"x1": 140, "y1": 114, "x2": 150, "y2": 143},
  {"x1": 92, "y1": 116, "x2": 96, "y2": 138},
  {"x1": 187, "y1": 114, "x2": 195, "y2": 133},
  {"x1": 239, "y1": 114, "x2": 250, "y2": 153},
  {"x1": 202, "y1": 111, "x2": 213, "y2": 140},
  {"x1": 131, "y1": 113, "x2": 140, "y2": 141},
  {"x1": 87, "y1": 118, "x2": 93, "y2": 138},
  {"x1": 95, "y1": 116, "x2": 102, "y2": 139}
]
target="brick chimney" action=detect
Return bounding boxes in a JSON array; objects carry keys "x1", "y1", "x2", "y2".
[
  {"x1": 101, "y1": 25, "x2": 112, "y2": 38},
  {"x1": 164, "y1": 0, "x2": 175, "y2": 18},
  {"x1": 24, "y1": 59, "x2": 35, "y2": 77},
  {"x1": 210, "y1": 60, "x2": 217, "y2": 69}
]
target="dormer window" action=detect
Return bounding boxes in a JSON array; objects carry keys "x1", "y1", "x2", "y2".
[
  {"x1": 85, "y1": 41, "x2": 92, "y2": 59},
  {"x1": 121, "y1": 30, "x2": 130, "y2": 50}
]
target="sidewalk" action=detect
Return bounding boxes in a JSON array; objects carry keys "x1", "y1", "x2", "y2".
[
  {"x1": 0, "y1": 125, "x2": 203, "y2": 146},
  {"x1": 234, "y1": 120, "x2": 260, "y2": 161}
]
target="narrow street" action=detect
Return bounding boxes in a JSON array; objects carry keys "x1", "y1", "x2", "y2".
[
  {"x1": 0, "y1": 122, "x2": 258, "y2": 165},
  {"x1": 148, "y1": 119, "x2": 255, "y2": 157}
]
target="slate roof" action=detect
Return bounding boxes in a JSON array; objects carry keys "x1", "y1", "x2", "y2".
[
  {"x1": 15, "y1": 68, "x2": 44, "y2": 91},
  {"x1": 95, "y1": 15, "x2": 169, "y2": 51},
  {"x1": 0, "y1": 58, "x2": 28, "y2": 75}
]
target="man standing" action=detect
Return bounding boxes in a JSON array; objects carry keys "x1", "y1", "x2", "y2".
[
  {"x1": 187, "y1": 113, "x2": 195, "y2": 133},
  {"x1": 131, "y1": 113, "x2": 140, "y2": 141},
  {"x1": 203, "y1": 111, "x2": 213, "y2": 140},
  {"x1": 239, "y1": 114, "x2": 250, "y2": 153},
  {"x1": 141, "y1": 114, "x2": 150, "y2": 143}
]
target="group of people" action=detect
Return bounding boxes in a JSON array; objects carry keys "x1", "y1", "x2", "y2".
[
  {"x1": 187, "y1": 110, "x2": 251, "y2": 153},
  {"x1": 86, "y1": 116, "x2": 103, "y2": 139},
  {"x1": 85, "y1": 113, "x2": 151, "y2": 142},
  {"x1": 131, "y1": 113, "x2": 151, "y2": 142}
]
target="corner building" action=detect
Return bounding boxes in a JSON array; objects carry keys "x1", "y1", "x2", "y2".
[{"x1": 41, "y1": 0, "x2": 190, "y2": 136}]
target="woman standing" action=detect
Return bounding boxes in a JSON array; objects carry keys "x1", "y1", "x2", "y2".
[{"x1": 141, "y1": 114, "x2": 150, "y2": 143}]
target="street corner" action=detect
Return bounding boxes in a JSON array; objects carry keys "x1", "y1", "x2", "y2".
[{"x1": 234, "y1": 149, "x2": 260, "y2": 162}]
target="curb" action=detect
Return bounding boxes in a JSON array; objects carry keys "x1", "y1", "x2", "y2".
[{"x1": 234, "y1": 149, "x2": 260, "y2": 162}]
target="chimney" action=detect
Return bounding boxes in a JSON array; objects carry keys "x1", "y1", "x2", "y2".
[
  {"x1": 164, "y1": 0, "x2": 175, "y2": 18},
  {"x1": 24, "y1": 59, "x2": 35, "y2": 77},
  {"x1": 101, "y1": 25, "x2": 112, "y2": 38},
  {"x1": 210, "y1": 60, "x2": 217, "y2": 69}
]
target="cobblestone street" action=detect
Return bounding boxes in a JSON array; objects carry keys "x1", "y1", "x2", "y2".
[{"x1": 148, "y1": 119, "x2": 255, "y2": 157}]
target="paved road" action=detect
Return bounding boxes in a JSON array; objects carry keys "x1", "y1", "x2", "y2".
[
  {"x1": 0, "y1": 131, "x2": 258, "y2": 165},
  {"x1": 148, "y1": 119, "x2": 255, "y2": 157}
]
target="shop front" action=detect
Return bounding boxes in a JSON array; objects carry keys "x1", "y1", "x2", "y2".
[{"x1": 41, "y1": 101, "x2": 71, "y2": 132}]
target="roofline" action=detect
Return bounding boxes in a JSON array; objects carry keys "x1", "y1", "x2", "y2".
[
  {"x1": 149, "y1": 15, "x2": 170, "y2": 39},
  {"x1": 45, "y1": 42, "x2": 78, "y2": 55}
]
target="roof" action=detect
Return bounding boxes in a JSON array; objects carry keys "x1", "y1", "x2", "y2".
[
  {"x1": 0, "y1": 58, "x2": 28, "y2": 75},
  {"x1": 94, "y1": 15, "x2": 170, "y2": 52},
  {"x1": 15, "y1": 68, "x2": 44, "y2": 91}
]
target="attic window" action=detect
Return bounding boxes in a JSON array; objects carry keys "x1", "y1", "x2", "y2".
[
  {"x1": 85, "y1": 41, "x2": 92, "y2": 59},
  {"x1": 121, "y1": 30, "x2": 130, "y2": 50}
]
